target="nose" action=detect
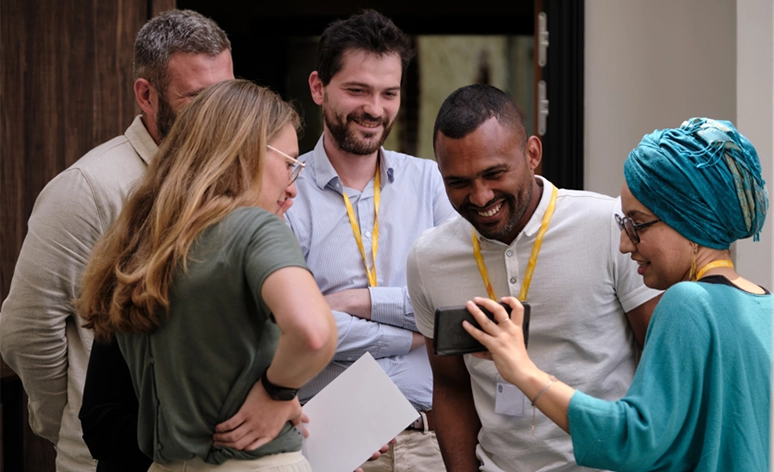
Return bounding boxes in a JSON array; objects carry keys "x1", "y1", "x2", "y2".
[
  {"x1": 362, "y1": 95, "x2": 383, "y2": 119},
  {"x1": 469, "y1": 180, "x2": 495, "y2": 208},
  {"x1": 285, "y1": 180, "x2": 298, "y2": 199},
  {"x1": 618, "y1": 227, "x2": 636, "y2": 254}
]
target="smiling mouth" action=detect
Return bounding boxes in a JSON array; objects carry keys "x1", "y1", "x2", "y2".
[
  {"x1": 476, "y1": 202, "x2": 503, "y2": 218},
  {"x1": 353, "y1": 119, "x2": 381, "y2": 129}
]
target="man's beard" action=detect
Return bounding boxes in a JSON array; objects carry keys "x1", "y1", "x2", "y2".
[
  {"x1": 156, "y1": 93, "x2": 176, "y2": 141},
  {"x1": 323, "y1": 105, "x2": 394, "y2": 156},
  {"x1": 462, "y1": 184, "x2": 533, "y2": 241}
]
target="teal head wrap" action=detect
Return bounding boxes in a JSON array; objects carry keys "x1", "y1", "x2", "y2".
[{"x1": 624, "y1": 118, "x2": 768, "y2": 249}]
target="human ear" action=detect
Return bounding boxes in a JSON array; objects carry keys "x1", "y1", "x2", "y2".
[
  {"x1": 525, "y1": 135, "x2": 543, "y2": 171},
  {"x1": 309, "y1": 71, "x2": 324, "y2": 106}
]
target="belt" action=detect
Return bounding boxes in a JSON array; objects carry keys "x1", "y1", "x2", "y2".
[{"x1": 406, "y1": 410, "x2": 434, "y2": 432}]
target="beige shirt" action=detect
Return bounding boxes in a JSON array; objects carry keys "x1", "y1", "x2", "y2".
[
  {"x1": 0, "y1": 116, "x2": 157, "y2": 472},
  {"x1": 407, "y1": 177, "x2": 661, "y2": 472}
]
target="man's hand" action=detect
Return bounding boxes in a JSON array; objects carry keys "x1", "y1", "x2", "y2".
[
  {"x1": 213, "y1": 380, "x2": 307, "y2": 451},
  {"x1": 324, "y1": 289, "x2": 372, "y2": 319},
  {"x1": 354, "y1": 439, "x2": 394, "y2": 472}
]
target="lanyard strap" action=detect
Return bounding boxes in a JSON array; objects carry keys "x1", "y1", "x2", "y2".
[
  {"x1": 696, "y1": 259, "x2": 734, "y2": 280},
  {"x1": 472, "y1": 184, "x2": 558, "y2": 301},
  {"x1": 343, "y1": 166, "x2": 381, "y2": 287}
]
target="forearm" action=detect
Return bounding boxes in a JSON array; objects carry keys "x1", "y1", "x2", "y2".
[
  {"x1": 263, "y1": 268, "x2": 337, "y2": 388},
  {"x1": 326, "y1": 287, "x2": 417, "y2": 331},
  {"x1": 0, "y1": 248, "x2": 73, "y2": 443},
  {"x1": 369, "y1": 286, "x2": 417, "y2": 330},
  {"x1": 267, "y1": 330, "x2": 336, "y2": 388},
  {"x1": 331, "y1": 309, "x2": 413, "y2": 360},
  {"x1": 517, "y1": 369, "x2": 572, "y2": 433},
  {"x1": 0, "y1": 169, "x2": 102, "y2": 443}
]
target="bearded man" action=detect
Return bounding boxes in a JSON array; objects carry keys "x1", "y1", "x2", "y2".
[{"x1": 284, "y1": 10, "x2": 455, "y2": 472}]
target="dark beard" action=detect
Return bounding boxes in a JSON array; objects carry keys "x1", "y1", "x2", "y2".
[
  {"x1": 155, "y1": 93, "x2": 176, "y2": 141},
  {"x1": 323, "y1": 107, "x2": 394, "y2": 156},
  {"x1": 462, "y1": 184, "x2": 533, "y2": 241}
]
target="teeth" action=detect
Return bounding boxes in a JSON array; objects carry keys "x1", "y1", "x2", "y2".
[
  {"x1": 477, "y1": 202, "x2": 502, "y2": 218},
  {"x1": 355, "y1": 120, "x2": 380, "y2": 128},
  {"x1": 637, "y1": 261, "x2": 648, "y2": 267}
]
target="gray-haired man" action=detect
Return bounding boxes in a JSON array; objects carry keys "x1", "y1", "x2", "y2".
[{"x1": 0, "y1": 10, "x2": 233, "y2": 471}]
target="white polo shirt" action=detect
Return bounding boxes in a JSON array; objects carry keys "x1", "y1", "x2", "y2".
[{"x1": 407, "y1": 176, "x2": 660, "y2": 472}]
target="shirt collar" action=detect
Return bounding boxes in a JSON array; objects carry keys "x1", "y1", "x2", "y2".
[
  {"x1": 126, "y1": 115, "x2": 159, "y2": 166},
  {"x1": 308, "y1": 134, "x2": 394, "y2": 194}
]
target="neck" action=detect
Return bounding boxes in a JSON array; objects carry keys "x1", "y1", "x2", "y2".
[
  {"x1": 322, "y1": 133, "x2": 379, "y2": 192},
  {"x1": 690, "y1": 248, "x2": 764, "y2": 293},
  {"x1": 141, "y1": 115, "x2": 161, "y2": 145},
  {"x1": 693, "y1": 249, "x2": 732, "y2": 279}
]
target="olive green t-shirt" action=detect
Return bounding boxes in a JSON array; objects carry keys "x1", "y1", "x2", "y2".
[{"x1": 117, "y1": 206, "x2": 308, "y2": 464}]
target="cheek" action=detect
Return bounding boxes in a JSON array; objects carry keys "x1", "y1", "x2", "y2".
[
  {"x1": 385, "y1": 100, "x2": 400, "y2": 118},
  {"x1": 443, "y1": 188, "x2": 465, "y2": 209}
]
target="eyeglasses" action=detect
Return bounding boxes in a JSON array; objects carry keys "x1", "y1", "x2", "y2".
[
  {"x1": 267, "y1": 145, "x2": 305, "y2": 184},
  {"x1": 615, "y1": 213, "x2": 660, "y2": 244}
]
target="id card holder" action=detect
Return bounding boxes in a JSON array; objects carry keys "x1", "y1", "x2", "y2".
[{"x1": 494, "y1": 382, "x2": 525, "y2": 417}]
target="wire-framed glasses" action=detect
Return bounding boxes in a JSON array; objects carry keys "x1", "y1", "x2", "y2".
[{"x1": 267, "y1": 145, "x2": 305, "y2": 183}]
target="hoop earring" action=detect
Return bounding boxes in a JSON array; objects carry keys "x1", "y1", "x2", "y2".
[{"x1": 688, "y1": 243, "x2": 698, "y2": 281}]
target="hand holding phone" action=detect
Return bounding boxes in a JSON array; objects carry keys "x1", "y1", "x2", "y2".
[{"x1": 433, "y1": 301, "x2": 530, "y2": 356}]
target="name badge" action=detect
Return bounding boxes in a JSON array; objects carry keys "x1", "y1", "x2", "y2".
[{"x1": 494, "y1": 382, "x2": 524, "y2": 417}]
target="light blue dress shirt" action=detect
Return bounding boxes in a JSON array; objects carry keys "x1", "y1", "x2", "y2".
[{"x1": 286, "y1": 136, "x2": 456, "y2": 410}]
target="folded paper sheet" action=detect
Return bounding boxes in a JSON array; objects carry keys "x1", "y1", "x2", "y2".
[{"x1": 301, "y1": 352, "x2": 420, "y2": 472}]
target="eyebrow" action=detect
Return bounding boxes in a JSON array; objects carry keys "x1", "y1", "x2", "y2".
[
  {"x1": 443, "y1": 164, "x2": 508, "y2": 183},
  {"x1": 341, "y1": 82, "x2": 401, "y2": 93},
  {"x1": 625, "y1": 209, "x2": 656, "y2": 219}
]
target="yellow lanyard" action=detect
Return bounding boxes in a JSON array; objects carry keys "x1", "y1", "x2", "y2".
[
  {"x1": 696, "y1": 259, "x2": 734, "y2": 280},
  {"x1": 472, "y1": 185, "x2": 558, "y2": 301},
  {"x1": 343, "y1": 166, "x2": 380, "y2": 287}
]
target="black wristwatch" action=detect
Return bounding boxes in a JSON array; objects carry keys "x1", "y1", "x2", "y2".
[{"x1": 260, "y1": 367, "x2": 298, "y2": 401}]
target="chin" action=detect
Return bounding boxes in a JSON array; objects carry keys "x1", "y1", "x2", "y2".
[{"x1": 643, "y1": 275, "x2": 672, "y2": 291}]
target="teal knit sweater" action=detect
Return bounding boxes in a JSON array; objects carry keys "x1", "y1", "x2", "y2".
[{"x1": 568, "y1": 280, "x2": 771, "y2": 471}]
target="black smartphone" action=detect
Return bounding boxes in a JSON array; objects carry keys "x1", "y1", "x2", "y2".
[{"x1": 433, "y1": 301, "x2": 530, "y2": 356}]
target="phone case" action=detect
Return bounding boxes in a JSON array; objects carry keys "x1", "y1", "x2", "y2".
[{"x1": 433, "y1": 302, "x2": 530, "y2": 356}]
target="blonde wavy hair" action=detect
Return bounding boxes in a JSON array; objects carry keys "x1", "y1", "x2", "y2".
[{"x1": 77, "y1": 79, "x2": 300, "y2": 342}]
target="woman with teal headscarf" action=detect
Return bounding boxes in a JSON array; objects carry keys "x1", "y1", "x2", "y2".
[{"x1": 461, "y1": 118, "x2": 771, "y2": 471}]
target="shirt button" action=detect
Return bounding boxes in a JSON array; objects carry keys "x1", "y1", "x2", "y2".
[
  {"x1": 149, "y1": 357, "x2": 154, "y2": 364},
  {"x1": 365, "y1": 231, "x2": 372, "y2": 238},
  {"x1": 510, "y1": 277, "x2": 517, "y2": 284},
  {"x1": 506, "y1": 250, "x2": 513, "y2": 257},
  {"x1": 157, "y1": 443, "x2": 163, "y2": 450}
]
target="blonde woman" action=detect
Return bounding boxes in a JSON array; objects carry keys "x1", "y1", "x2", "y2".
[{"x1": 77, "y1": 79, "x2": 336, "y2": 471}]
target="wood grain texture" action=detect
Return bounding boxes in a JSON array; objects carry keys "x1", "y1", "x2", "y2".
[{"x1": 1, "y1": 1, "x2": 177, "y2": 470}]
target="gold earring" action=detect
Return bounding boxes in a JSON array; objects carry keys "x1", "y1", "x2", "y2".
[{"x1": 688, "y1": 243, "x2": 698, "y2": 281}]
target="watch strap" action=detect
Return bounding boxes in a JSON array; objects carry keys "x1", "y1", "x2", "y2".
[{"x1": 260, "y1": 367, "x2": 298, "y2": 401}]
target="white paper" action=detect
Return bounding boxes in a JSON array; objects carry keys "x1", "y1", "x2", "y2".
[{"x1": 301, "y1": 352, "x2": 419, "y2": 472}]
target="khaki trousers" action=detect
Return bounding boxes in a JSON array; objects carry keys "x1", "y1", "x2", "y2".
[
  {"x1": 359, "y1": 429, "x2": 445, "y2": 472},
  {"x1": 148, "y1": 451, "x2": 311, "y2": 472}
]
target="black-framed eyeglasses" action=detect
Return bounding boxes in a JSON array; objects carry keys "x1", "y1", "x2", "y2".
[
  {"x1": 615, "y1": 213, "x2": 660, "y2": 244},
  {"x1": 267, "y1": 145, "x2": 305, "y2": 184}
]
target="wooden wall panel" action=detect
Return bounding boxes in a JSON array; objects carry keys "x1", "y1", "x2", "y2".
[{"x1": 1, "y1": 1, "x2": 175, "y2": 470}]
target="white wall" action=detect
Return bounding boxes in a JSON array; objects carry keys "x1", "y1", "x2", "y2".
[
  {"x1": 584, "y1": 0, "x2": 736, "y2": 198},
  {"x1": 736, "y1": 0, "x2": 774, "y2": 292},
  {"x1": 734, "y1": 1, "x2": 774, "y2": 468}
]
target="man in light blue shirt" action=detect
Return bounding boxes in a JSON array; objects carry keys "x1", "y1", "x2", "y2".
[{"x1": 284, "y1": 10, "x2": 454, "y2": 472}]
